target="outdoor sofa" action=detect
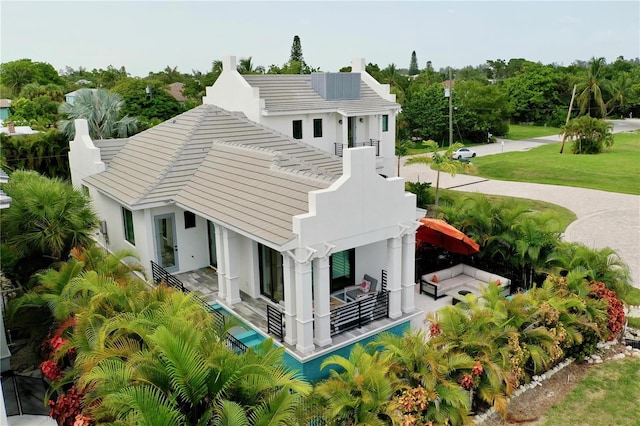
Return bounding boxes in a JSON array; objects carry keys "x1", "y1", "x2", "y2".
[{"x1": 420, "y1": 263, "x2": 511, "y2": 300}]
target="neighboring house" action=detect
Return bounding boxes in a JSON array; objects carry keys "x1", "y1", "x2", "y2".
[
  {"x1": 69, "y1": 104, "x2": 420, "y2": 379},
  {"x1": 203, "y1": 57, "x2": 401, "y2": 177},
  {"x1": 64, "y1": 88, "x2": 98, "y2": 105},
  {"x1": 0, "y1": 122, "x2": 38, "y2": 135},
  {"x1": 167, "y1": 82, "x2": 186, "y2": 102},
  {"x1": 0, "y1": 99, "x2": 11, "y2": 121}
]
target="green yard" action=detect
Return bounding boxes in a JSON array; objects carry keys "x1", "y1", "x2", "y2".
[
  {"x1": 472, "y1": 131, "x2": 640, "y2": 195},
  {"x1": 505, "y1": 124, "x2": 563, "y2": 140},
  {"x1": 541, "y1": 358, "x2": 640, "y2": 426}
]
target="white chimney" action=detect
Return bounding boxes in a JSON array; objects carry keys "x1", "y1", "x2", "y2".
[{"x1": 223, "y1": 56, "x2": 237, "y2": 72}]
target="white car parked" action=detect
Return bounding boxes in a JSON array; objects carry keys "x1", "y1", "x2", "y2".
[{"x1": 451, "y1": 148, "x2": 477, "y2": 160}]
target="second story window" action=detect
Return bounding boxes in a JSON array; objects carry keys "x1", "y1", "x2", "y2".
[
  {"x1": 293, "y1": 120, "x2": 303, "y2": 139},
  {"x1": 382, "y1": 115, "x2": 389, "y2": 132},
  {"x1": 313, "y1": 118, "x2": 323, "y2": 138}
]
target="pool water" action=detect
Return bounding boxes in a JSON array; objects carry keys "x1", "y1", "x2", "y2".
[{"x1": 210, "y1": 303, "x2": 266, "y2": 348}]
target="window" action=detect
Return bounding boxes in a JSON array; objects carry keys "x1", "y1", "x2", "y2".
[
  {"x1": 122, "y1": 207, "x2": 135, "y2": 245},
  {"x1": 330, "y1": 248, "x2": 355, "y2": 293},
  {"x1": 382, "y1": 114, "x2": 389, "y2": 132},
  {"x1": 184, "y1": 211, "x2": 196, "y2": 229},
  {"x1": 258, "y1": 244, "x2": 284, "y2": 302},
  {"x1": 313, "y1": 118, "x2": 323, "y2": 138},
  {"x1": 292, "y1": 120, "x2": 303, "y2": 139}
]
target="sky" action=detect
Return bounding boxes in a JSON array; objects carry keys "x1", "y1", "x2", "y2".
[{"x1": 1, "y1": 1, "x2": 639, "y2": 77}]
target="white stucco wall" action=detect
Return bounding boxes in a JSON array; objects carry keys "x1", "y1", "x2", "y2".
[
  {"x1": 68, "y1": 119, "x2": 106, "y2": 189},
  {"x1": 202, "y1": 56, "x2": 263, "y2": 122},
  {"x1": 292, "y1": 147, "x2": 416, "y2": 252}
]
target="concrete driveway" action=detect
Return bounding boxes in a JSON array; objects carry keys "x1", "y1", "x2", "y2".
[{"x1": 401, "y1": 119, "x2": 640, "y2": 288}]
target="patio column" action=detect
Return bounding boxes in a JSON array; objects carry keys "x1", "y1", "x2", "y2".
[
  {"x1": 294, "y1": 252, "x2": 315, "y2": 354},
  {"x1": 341, "y1": 114, "x2": 348, "y2": 151},
  {"x1": 313, "y1": 256, "x2": 332, "y2": 347},
  {"x1": 282, "y1": 253, "x2": 297, "y2": 346},
  {"x1": 214, "y1": 223, "x2": 226, "y2": 300},
  {"x1": 387, "y1": 236, "x2": 403, "y2": 318},
  {"x1": 401, "y1": 232, "x2": 416, "y2": 314},
  {"x1": 222, "y1": 228, "x2": 241, "y2": 305}
]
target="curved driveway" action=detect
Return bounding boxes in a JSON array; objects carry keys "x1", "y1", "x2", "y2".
[{"x1": 400, "y1": 119, "x2": 640, "y2": 288}]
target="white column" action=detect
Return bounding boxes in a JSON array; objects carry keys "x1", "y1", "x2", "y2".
[
  {"x1": 386, "y1": 236, "x2": 403, "y2": 318},
  {"x1": 294, "y1": 252, "x2": 315, "y2": 354},
  {"x1": 401, "y1": 232, "x2": 416, "y2": 314},
  {"x1": 223, "y1": 228, "x2": 241, "y2": 305},
  {"x1": 282, "y1": 254, "x2": 297, "y2": 346},
  {"x1": 214, "y1": 223, "x2": 226, "y2": 300},
  {"x1": 341, "y1": 114, "x2": 348, "y2": 150},
  {"x1": 313, "y1": 256, "x2": 332, "y2": 347}
]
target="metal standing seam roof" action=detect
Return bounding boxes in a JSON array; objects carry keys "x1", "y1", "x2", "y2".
[
  {"x1": 85, "y1": 104, "x2": 343, "y2": 246},
  {"x1": 241, "y1": 74, "x2": 401, "y2": 115}
]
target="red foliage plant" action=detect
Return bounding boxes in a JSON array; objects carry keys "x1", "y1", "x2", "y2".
[
  {"x1": 40, "y1": 360, "x2": 63, "y2": 381},
  {"x1": 589, "y1": 281, "x2": 626, "y2": 340},
  {"x1": 49, "y1": 386, "x2": 86, "y2": 426}
]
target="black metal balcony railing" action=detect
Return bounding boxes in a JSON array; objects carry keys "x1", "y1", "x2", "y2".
[
  {"x1": 267, "y1": 305, "x2": 285, "y2": 342},
  {"x1": 150, "y1": 261, "x2": 184, "y2": 292},
  {"x1": 330, "y1": 291, "x2": 389, "y2": 337},
  {"x1": 334, "y1": 139, "x2": 380, "y2": 157},
  {"x1": 150, "y1": 261, "x2": 245, "y2": 352}
]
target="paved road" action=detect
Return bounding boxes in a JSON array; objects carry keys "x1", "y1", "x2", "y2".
[{"x1": 401, "y1": 119, "x2": 640, "y2": 288}]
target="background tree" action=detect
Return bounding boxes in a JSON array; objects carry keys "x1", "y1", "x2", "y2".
[
  {"x1": 289, "y1": 35, "x2": 305, "y2": 67},
  {"x1": 404, "y1": 141, "x2": 477, "y2": 205},
  {"x1": 58, "y1": 88, "x2": 139, "y2": 139},
  {"x1": 0, "y1": 131, "x2": 70, "y2": 179},
  {"x1": 409, "y1": 50, "x2": 419, "y2": 76},
  {"x1": 8, "y1": 83, "x2": 65, "y2": 129},
  {"x1": 0, "y1": 59, "x2": 66, "y2": 98},
  {"x1": 111, "y1": 77, "x2": 183, "y2": 123},
  {"x1": 575, "y1": 57, "x2": 609, "y2": 117},
  {"x1": 236, "y1": 57, "x2": 264, "y2": 74},
  {"x1": 0, "y1": 171, "x2": 98, "y2": 286}
]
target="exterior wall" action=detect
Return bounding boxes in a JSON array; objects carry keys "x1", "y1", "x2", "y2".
[
  {"x1": 202, "y1": 56, "x2": 263, "y2": 123},
  {"x1": 355, "y1": 240, "x2": 386, "y2": 284},
  {"x1": 292, "y1": 147, "x2": 416, "y2": 252},
  {"x1": 68, "y1": 119, "x2": 106, "y2": 189},
  {"x1": 261, "y1": 112, "x2": 340, "y2": 155}
]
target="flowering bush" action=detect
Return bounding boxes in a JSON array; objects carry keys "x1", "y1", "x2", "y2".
[
  {"x1": 589, "y1": 281, "x2": 626, "y2": 340},
  {"x1": 40, "y1": 360, "x2": 63, "y2": 380},
  {"x1": 49, "y1": 386, "x2": 86, "y2": 426},
  {"x1": 394, "y1": 386, "x2": 437, "y2": 426},
  {"x1": 429, "y1": 321, "x2": 441, "y2": 337}
]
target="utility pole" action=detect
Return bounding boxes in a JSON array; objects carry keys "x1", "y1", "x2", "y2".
[
  {"x1": 448, "y1": 67, "x2": 453, "y2": 147},
  {"x1": 560, "y1": 84, "x2": 577, "y2": 154}
]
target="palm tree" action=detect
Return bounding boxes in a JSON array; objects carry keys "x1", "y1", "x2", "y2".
[
  {"x1": 606, "y1": 73, "x2": 634, "y2": 116},
  {"x1": 237, "y1": 57, "x2": 263, "y2": 75},
  {"x1": 374, "y1": 330, "x2": 473, "y2": 425},
  {"x1": 575, "y1": 57, "x2": 609, "y2": 118},
  {"x1": 58, "y1": 88, "x2": 139, "y2": 139},
  {"x1": 315, "y1": 344, "x2": 401, "y2": 425},
  {"x1": 0, "y1": 171, "x2": 98, "y2": 285},
  {"x1": 561, "y1": 115, "x2": 614, "y2": 154},
  {"x1": 404, "y1": 141, "x2": 476, "y2": 205}
]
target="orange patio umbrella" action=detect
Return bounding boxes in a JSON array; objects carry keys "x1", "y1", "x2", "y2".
[{"x1": 416, "y1": 218, "x2": 480, "y2": 255}]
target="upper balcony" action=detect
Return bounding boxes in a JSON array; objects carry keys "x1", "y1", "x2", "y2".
[{"x1": 334, "y1": 139, "x2": 380, "y2": 157}]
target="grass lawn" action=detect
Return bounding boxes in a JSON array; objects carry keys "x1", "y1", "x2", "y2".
[
  {"x1": 505, "y1": 124, "x2": 562, "y2": 140},
  {"x1": 623, "y1": 286, "x2": 640, "y2": 306},
  {"x1": 541, "y1": 358, "x2": 640, "y2": 426},
  {"x1": 628, "y1": 317, "x2": 640, "y2": 329},
  {"x1": 471, "y1": 131, "x2": 640, "y2": 195}
]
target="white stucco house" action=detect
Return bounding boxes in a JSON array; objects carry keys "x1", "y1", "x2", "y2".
[
  {"x1": 69, "y1": 101, "x2": 420, "y2": 379},
  {"x1": 203, "y1": 57, "x2": 401, "y2": 178}
]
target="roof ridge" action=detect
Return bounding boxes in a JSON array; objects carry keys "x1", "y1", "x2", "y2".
[{"x1": 133, "y1": 106, "x2": 209, "y2": 203}]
